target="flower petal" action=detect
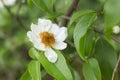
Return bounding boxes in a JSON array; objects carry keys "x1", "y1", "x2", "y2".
[
  {"x1": 44, "y1": 48, "x2": 58, "y2": 63},
  {"x1": 34, "y1": 42, "x2": 46, "y2": 51},
  {"x1": 55, "y1": 27, "x2": 68, "y2": 42},
  {"x1": 31, "y1": 23, "x2": 41, "y2": 35},
  {"x1": 27, "y1": 31, "x2": 46, "y2": 51},
  {"x1": 38, "y1": 18, "x2": 52, "y2": 31},
  {"x1": 53, "y1": 42, "x2": 67, "y2": 50},
  {"x1": 27, "y1": 31, "x2": 38, "y2": 42},
  {"x1": 49, "y1": 24, "x2": 60, "y2": 37}
]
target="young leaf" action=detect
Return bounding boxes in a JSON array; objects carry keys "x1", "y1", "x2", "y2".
[
  {"x1": 32, "y1": 0, "x2": 53, "y2": 13},
  {"x1": 20, "y1": 70, "x2": 31, "y2": 80},
  {"x1": 70, "y1": 68, "x2": 81, "y2": 80},
  {"x1": 104, "y1": 0, "x2": 120, "y2": 34},
  {"x1": 68, "y1": 10, "x2": 96, "y2": 26},
  {"x1": 29, "y1": 48, "x2": 73, "y2": 80},
  {"x1": 94, "y1": 38, "x2": 117, "y2": 80},
  {"x1": 28, "y1": 60, "x2": 41, "y2": 80},
  {"x1": 29, "y1": 48, "x2": 40, "y2": 59},
  {"x1": 84, "y1": 30, "x2": 95, "y2": 56},
  {"x1": 39, "y1": 50, "x2": 73, "y2": 80},
  {"x1": 68, "y1": 10, "x2": 96, "y2": 40},
  {"x1": 83, "y1": 58, "x2": 101, "y2": 80},
  {"x1": 74, "y1": 12, "x2": 97, "y2": 60}
]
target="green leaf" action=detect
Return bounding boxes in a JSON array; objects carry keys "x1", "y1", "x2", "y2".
[
  {"x1": 68, "y1": 10, "x2": 96, "y2": 40},
  {"x1": 27, "y1": 0, "x2": 33, "y2": 9},
  {"x1": 32, "y1": 0, "x2": 54, "y2": 13},
  {"x1": 45, "y1": 13, "x2": 63, "y2": 20},
  {"x1": 40, "y1": 50, "x2": 73, "y2": 80},
  {"x1": 94, "y1": 38, "x2": 117, "y2": 80},
  {"x1": 71, "y1": 68, "x2": 81, "y2": 80},
  {"x1": 28, "y1": 60, "x2": 41, "y2": 80},
  {"x1": 29, "y1": 48, "x2": 73, "y2": 80},
  {"x1": 68, "y1": 10, "x2": 96, "y2": 26},
  {"x1": 84, "y1": 30, "x2": 95, "y2": 56},
  {"x1": 29, "y1": 48, "x2": 40, "y2": 59},
  {"x1": 104, "y1": 0, "x2": 120, "y2": 34},
  {"x1": 73, "y1": 12, "x2": 97, "y2": 61},
  {"x1": 68, "y1": 23, "x2": 75, "y2": 40},
  {"x1": 83, "y1": 58, "x2": 101, "y2": 80},
  {"x1": 20, "y1": 70, "x2": 31, "y2": 80}
]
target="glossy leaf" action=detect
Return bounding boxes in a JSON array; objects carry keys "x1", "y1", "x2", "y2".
[
  {"x1": 71, "y1": 68, "x2": 81, "y2": 80},
  {"x1": 39, "y1": 50, "x2": 73, "y2": 80},
  {"x1": 29, "y1": 48, "x2": 40, "y2": 59},
  {"x1": 29, "y1": 48, "x2": 73, "y2": 80},
  {"x1": 68, "y1": 10, "x2": 96, "y2": 40},
  {"x1": 69, "y1": 10, "x2": 96, "y2": 26},
  {"x1": 20, "y1": 70, "x2": 31, "y2": 80},
  {"x1": 28, "y1": 60, "x2": 41, "y2": 80},
  {"x1": 83, "y1": 58, "x2": 101, "y2": 80},
  {"x1": 84, "y1": 30, "x2": 95, "y2": 56},
  {"x1": 94, "y1": 38, "x2": 117, "y2": 80},
  {"x1": 73, "y1": 12, "x2": 97, "y2": 60},
  {"x1": 32, "y1": 0, "x2": 53, "y2": 13},
  {"x1": 104, "y1": 0, "x2": 120, "y2": 33}
]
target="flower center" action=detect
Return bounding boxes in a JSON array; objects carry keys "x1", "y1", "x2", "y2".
[{"x1": 40, "y1": 32, "x2": 55, "y2": 47}]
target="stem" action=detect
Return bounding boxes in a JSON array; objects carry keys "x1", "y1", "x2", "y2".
[
  {"x1": 94, "y1": 28, "x2": 120, "y2": 44},
  {"x1": 112, "y1": 54, "x2": 120, "y2": 80},
  {"x1": 61, "y1": 0, "x2": 79, "y2": 26},
  {"x1": 1, "y1": 0, "x2": 27, "y2": 31}
]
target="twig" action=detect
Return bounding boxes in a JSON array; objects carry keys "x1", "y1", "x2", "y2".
[
  {"x1": 1, "y1": 0, "x2": 27, "y2": 31},
  {"x1": 60, "y1": 16, "x2": 70, "y2": 20},
  {"x1": 61, "y1": 0, "x2": 79, "y2": 26},
  {"x1": 112, "y1": 36, "x2": 120, "y2": 44},
  {"x1": 112, "y1": 54, "x2": 120, "y2": 80},
  {"x1": 94, "y1": 28, "x2": 120, "y2": 45}
]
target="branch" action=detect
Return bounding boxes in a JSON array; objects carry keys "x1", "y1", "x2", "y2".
[
  {"x1": 1, "y1": 0, "x2": 27, "y2": 31},
  {"x1": 112, "y1": 54, "x2": 120, "y2": 80},
  {"x1": 61, "y1": 0, "x2": 79, "y2": 26},
  {"x1": 94, "y1": 28, "x2": 120, "y2": 44}
]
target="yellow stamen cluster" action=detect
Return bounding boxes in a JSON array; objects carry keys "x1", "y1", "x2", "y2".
[{"x1": 40, "y1": 32, "x2": 55, "y2": 47}]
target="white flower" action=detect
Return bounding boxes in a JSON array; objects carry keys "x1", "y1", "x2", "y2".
[
  {"x1": 113, "y1": 25, "x2": 120, "y2": 34},
  {"x1": 0, "y1": 0, "x2": 16, "y2": 8},
  {"x1": 27, "y1": 19, "x2": 68, "y2": 63}
]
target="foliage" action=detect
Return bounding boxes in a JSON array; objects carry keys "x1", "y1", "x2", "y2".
[{"x1": 0, "y1": 0, "x2": 120, "y2": 80}]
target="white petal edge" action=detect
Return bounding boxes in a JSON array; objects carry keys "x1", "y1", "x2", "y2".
[
  {"x1": 55, "y1": 27, "x2": 68, "y2": 42},
  {"x1": 38, "y1": 18, "x2": 52, "y2": 31},
  {"x1": 31, "y1": 23, "x2": 41, "y2": 35},
  {"x1": 27, "y1": 31, "x2": 37, "y2": 42},
  {"x1": 4, "y1": 0, "x2": 16, "y2": 6},
  {"x1": 44, "y1": 48, "x2": 58, "y2": 63},
  {"x1": 34, "y1": 42, "x2": 46, "y2": 51},
  {"x1": 53, "y1": 42, "x2": 67, "y2": 50},
  {"x1": 27, "y1": 31, "x2": 46, "y2": 51},
  {"x1": 49, "y1": 24, "x2": 60, "y2": 37}
]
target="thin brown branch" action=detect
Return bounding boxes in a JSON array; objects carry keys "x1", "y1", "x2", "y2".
[
  {"x1": 112, "y1": 36, "x2": 120, "y2": 44},
  {"x1": 94, "y1": 28, "x2": 104, "y2": 35},
  {"x1": 60, "y1": 16, "x2": 70, "y2": 20},
  {"x1": 94, "y1": 28, "x2": 120, "y2": 45},
  {"x1": 61, "y1": 0, "x2": 79, "y2": 26},
  {"x1": 1, "y1": 0, "x2": 27, "y2": 31},
  {"x1": 112, "y1": 54, "x2": 120, "y2": 80}
]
